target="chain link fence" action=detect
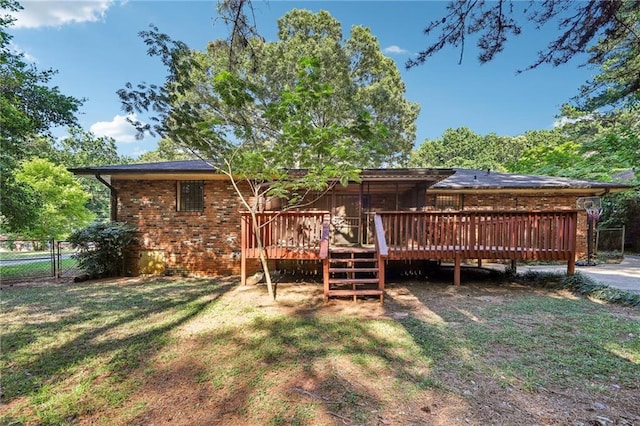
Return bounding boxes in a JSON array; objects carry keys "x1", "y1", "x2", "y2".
[
  {"x1": 0, "y1": 240, "x2": 81, "y2": 283},
  {"x1": 596, "y1": 226, "x2": 625, "y2": 256}
]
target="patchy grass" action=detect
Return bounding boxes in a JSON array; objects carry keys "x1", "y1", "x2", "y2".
[
  {"x1": 1, "y1": 276, "x2": 639, "y2": 425},
  {"x1": 517, "y1": 270, "x2": 640, "y2": 307}
]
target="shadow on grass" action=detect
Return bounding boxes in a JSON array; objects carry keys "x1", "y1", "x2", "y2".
[
  {"x1": 128, "y1": 302, "x2": 456, "y2": 425},
  {"x1": 1, "y1": 277, "x2": 234, "y2": 404},
  {"x1": 383, "y1": 278, "x2": 640, "y2": 424}
]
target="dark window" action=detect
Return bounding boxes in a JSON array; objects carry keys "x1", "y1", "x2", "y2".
[
  {"x1": 177, "y1": 181, "x2": 204, "y2": 212},
  {"x1": 435, "y1": 195, "x2": 462, "y2": 210}
]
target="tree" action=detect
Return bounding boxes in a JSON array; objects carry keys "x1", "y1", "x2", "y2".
[
  {"x1": 406, "y1": 0, "x2": 640, "y2": 110},
  {"x1": 120, "y1": 10, "x2": 417, "y2": 298},
  {"x1": 137, "y1": 138, "x2": 198, "y2": 162},
  {"x1": 410, "y1": 127, "x2": 545, "y2": 171},
  {"x1": 509, "y1": 104, "x2": 640, "y2": 180},
  {"x1": 0, "y1": 0, "x2": 83, "y2": 231},
  {"x1": 14, "y1": 158, "x2": 94, "y2": 240},
  {"x1": 50, "y1": 127, "x2": 127, "y2": 168},
  {"x1": 508, "y1": 140, "x2": 585, "y2": 177},
  {"x1": 259, "y1": 9, "x2": 419, "y2": 166},
  {"x1": 49, "y1": 127, "x2": 132, "y2": 221}
]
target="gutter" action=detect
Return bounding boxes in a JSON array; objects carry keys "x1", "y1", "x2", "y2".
[{"x1": 95, "y1": 174, "x2": 118, "y2": 221}]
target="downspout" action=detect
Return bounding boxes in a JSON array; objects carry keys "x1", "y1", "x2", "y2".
[{"x1": 95, "y1": 174, "x2": 117, "y2": 221}]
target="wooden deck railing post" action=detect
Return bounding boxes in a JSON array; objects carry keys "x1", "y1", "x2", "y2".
[
  {"x1": 319, "y1": 215, "x2": 331, "y2": 303},
  {"x1": 373, "y1": 214, "x2": 389, "y2": 303}
]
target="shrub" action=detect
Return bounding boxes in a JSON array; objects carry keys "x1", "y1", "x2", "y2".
[{"x1": 69, "y1": 222, "x2": 136, "y2": 278}]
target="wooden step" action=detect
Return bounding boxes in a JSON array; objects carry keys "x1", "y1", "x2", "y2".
[
  {"x1": 329, "y1": 267, "x2": 379, "y2": 273},
  {"x1": 330, "y1": 247, "x2": 375, "y2": 254},
  {"x1": 328, "y1": 257, "x2": 377, "y2": 263},
  {"x1": 327, "y1": 289, "x2": 384, "y2": 296},
  {"x1": 328, "y1": 278, "x2": 380, "y2": 285}
]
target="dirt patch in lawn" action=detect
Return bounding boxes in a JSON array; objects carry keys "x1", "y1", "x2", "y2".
[
  {"x1": 4, "y1": 274, "x2": 639, "y2": 426},
  {"x1": 98, "y1": 278, "x2": 640, "y2": 425}
]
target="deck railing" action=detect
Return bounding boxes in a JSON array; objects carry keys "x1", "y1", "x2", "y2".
[
  {"x1": 241, "y1": 211, "x2": 330, "y2": 259},
  {"x1": 377, "y1": 210, "x2": 577, "y2": 261},
  {"x1": 241, "y1": 209, "x2": 578, "y2": 288}
]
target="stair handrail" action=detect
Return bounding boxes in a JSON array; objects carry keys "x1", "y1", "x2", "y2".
[
  {"x1": 319, "y1": 214, "x2": 331, "y2": 259},
  {"x1": 373, "y1": 214, "x2": 388, "y2": 257}
]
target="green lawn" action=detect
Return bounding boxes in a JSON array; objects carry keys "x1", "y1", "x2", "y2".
[
  {"x1": 1, "y1": 276, "x2": 638, "y2": 425},
  {"x1": 0, "y1": 258, "x2": 77, "y2": 280}
]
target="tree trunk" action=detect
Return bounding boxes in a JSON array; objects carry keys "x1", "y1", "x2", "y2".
[{"x1": 249, "y1": 210, "x2": 275, "y2": 300}]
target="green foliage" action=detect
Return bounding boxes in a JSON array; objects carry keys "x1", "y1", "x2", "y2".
[
  {"x1": 14, "y1": 158, "x2": 94, "y2": 240},
  {"x1": 50, "y1": 127, "x2": 128, "y2": 167},
  {"x1": 50, "y1": 127, "x2": 131, "y2": 221},
  {"x1": 574, "y1": 4, "x2": 640, "y2": 110},
  {"x1": 510, "y1": 112, "x2": 639, "y2": 181},
  {"x1": 121, "y1": 9, "x2": 417, "y2": 169},
  {"x1": 410, "y1": 127, "x2": 547, "y2": 171},
  {"x1": 508, "y1": 141, "x2": 583, "y2": 176},
  {"x1": 507, "y1": 107, "x2": 639, "y2": 249},
  {"x1": 69, "y1": 222, "x2": 136, "y2": 278},
  {"x1": 137, "y1": 137, "x2": 197, "y2": 162},
  {"x1": 0, "y1": 0, "x2": 83, "y2": 231}
]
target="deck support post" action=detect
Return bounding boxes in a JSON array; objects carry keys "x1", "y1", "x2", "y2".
[
  {"x1": 241, "y1": 215, "x2": 247, "y2": 285},
  {"x1": 567, "y1": 254, "x2": 576, "y2": 275},
  {"x1": 241, "y1": 253, "x2": 247, "y2": 285},
  {"x1": 378, "y1": 257, "x2": 385, "y2": 303},
  {"x1": 454, "y1": 254, "x2": 461, "y2": 286},
  {"x1": 323, "y1": 259, "x2": 329, "y2": 303},
  {"x1": 510, "y1": 259, "x2": 517, "y2": 274}
]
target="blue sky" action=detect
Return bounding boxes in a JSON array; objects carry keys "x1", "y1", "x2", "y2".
[{"x1": 8, "y1": 1, "x2": 596, "y2": 158}]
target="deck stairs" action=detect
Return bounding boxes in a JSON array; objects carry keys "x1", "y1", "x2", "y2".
[{"x1": 325, "y1": 247, "x2": 384, "y2": 302}]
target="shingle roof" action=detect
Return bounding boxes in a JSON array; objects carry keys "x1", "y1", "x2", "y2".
[
  {"x1": 68, "y1": 159, "x2": 217, "y2": 175},
  {"x1": 69, "y1": 161, "x2": 632, "y2": 191},
  {"x1": 432, "y1": 168, "x2": 629, "y2": 190}
]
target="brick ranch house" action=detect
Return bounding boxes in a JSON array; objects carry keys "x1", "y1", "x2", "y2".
[{"x1": 71, "y1": 160, "x2": 630, "y2": 301}]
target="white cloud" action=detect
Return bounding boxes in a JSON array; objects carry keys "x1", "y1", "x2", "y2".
[
  {"x1": 383, "y1": 45, "x2": 409, "y2": 55},
  {"x1": 553, "y1": 114, "x2": 594, "y2": 128},
  {"x1": 11, "y1": 1, "x2": 114, "y2": 29},
  {"x1": 9, "y1": 42, "x2": 38, "y2": 63},
  {"x1": 90, "y1": 114, "x2": 143, "y2": 143}
]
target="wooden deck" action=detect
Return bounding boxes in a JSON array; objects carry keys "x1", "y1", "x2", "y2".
[{"x1": 241, "y1": 210, "x2": 578, "y2": 302}]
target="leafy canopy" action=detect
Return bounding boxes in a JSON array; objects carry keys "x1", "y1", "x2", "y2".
[
  {"x1": 120, "y1": 9, "x2": 417, "y2": 198},
  {"x1": 1, "y1": 0, "x2": 83, "y2": 231},
  {"x1": 409, "y1": 127, "x2": 561, "y2": 172},
  {"x1": 14, "y1": 158, "x2": 94, "y2": 240}
]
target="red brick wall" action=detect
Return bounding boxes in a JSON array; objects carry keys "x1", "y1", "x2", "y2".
[
  {"x1": 114, "y1": 179, "x2": 259, "y2": 276},
  {"x1": 114, "y1": 179, "x2": 590, "y2": 277}
]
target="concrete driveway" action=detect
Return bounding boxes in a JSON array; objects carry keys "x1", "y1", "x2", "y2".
[{"x1": 519, "y1": 255, "x2": 640, "y2": 294}]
